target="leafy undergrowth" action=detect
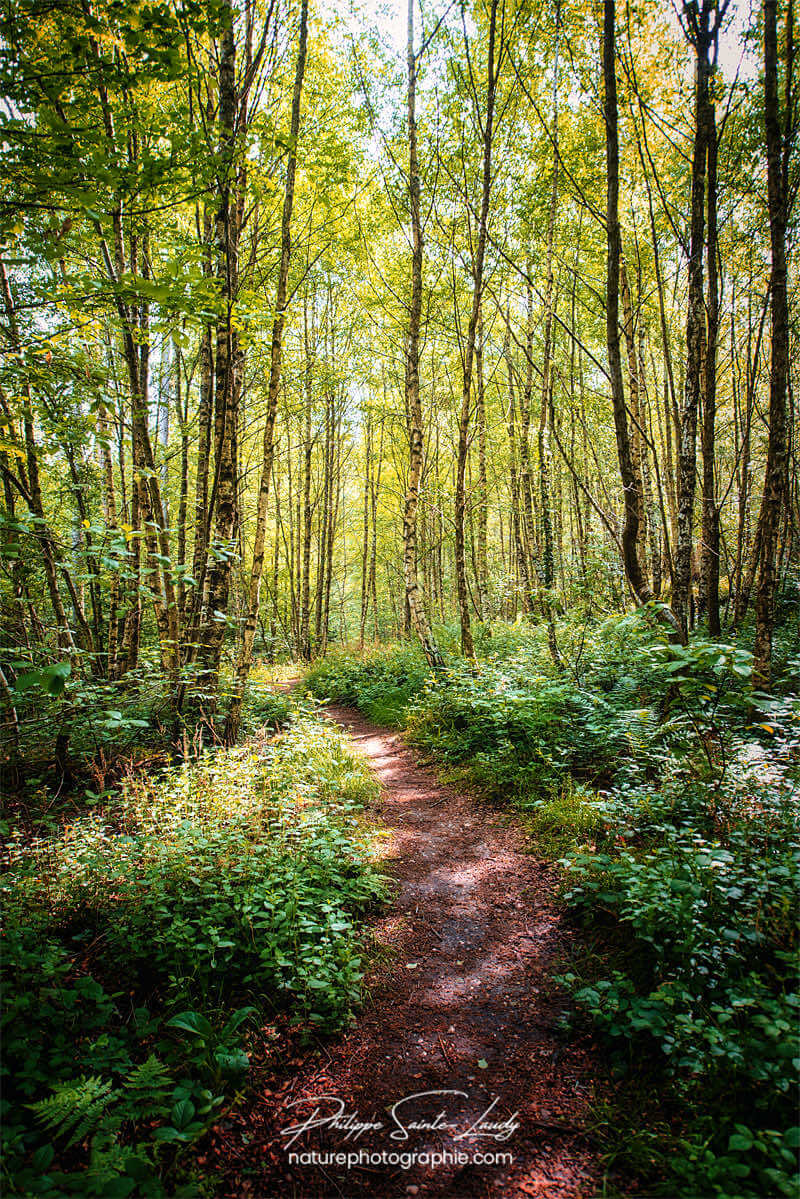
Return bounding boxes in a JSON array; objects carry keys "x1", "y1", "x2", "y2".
[
  {"x1": 306, "y1": 643, "x2": 430, "y2": 727},
  {"x1": 1, "y1": 696, "x2": 386, "y2": 1197},
  {"x1": 306, "y1": 612, "x2": 800, "y2": 1199},
  {"x1": 4, "y1": 659, "x2": 298, "y2": 833}
]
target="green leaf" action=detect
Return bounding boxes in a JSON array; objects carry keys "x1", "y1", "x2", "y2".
[
  {"x1": 222, "y1": 1006, "x2": 256, "y2": 1036},
  {"x1": 12, "y1": 661, "x2": 71, "y2": 696},
  {"x1": 171, "y1": 1098, "x2": 195, "y2": 1129},
  {"x1": 152, "y1": 1126, "x2": 182, "y2": 1142},
  {"x1": 100, "y1": 1179, "x2": 136, "y2": 1198},
  {"x1": 166, "y1": 1011, "x2": 213, "y2": 1039},
  {"x1": 32, "y1": 1144, "x2": 55, "y2": 1170},
  {"x1": 214, "y1": 1049, "x2": 250, "y2": 1074}
]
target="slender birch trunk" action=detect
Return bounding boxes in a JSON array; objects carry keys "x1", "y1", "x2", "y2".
[
  {"x1": 402, "y1": 0, "x2": 444, "y2": 671},
  {"x1": 225, "y1": 0, "x2": 309, "y2": 742},
  {"x1": 454, "y1": 0, "x2": 499, "y2": 658}
]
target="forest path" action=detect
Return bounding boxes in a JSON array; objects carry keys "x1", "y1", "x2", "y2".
[{"x1": 220, "y1": 703, "x2": 605, "y2": 1199}]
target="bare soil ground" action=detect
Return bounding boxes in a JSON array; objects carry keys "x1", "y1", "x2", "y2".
[{"x1": 213, "y1": 704, "x2": 607, "y2": 1199}]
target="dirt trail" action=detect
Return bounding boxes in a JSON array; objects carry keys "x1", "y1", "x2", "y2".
[{"x1": 218, "y1": 704, "x2": 604, "y2": 1198}]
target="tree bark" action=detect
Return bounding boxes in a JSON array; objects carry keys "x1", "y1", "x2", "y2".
[
  {"x1": 197, "y1": 9, "x2": 243, "y2": 700},
  {"x1": 359, "y1": 409, "x2": 372, "y2": 649},
  {"x1": 753, "y1": 0, "x2": 791, "y2": 690},
  {"x1": 603, "y1": 0, "x2": 659, "y2": 614},
  {"x1": 475, "y1": 310, "x2": 489, "y2": 621},
  {"x1": 700, "y1": 65, "x2": 721, "y2": 634},
  {"x1": 402, "y1": 0, "x2": 444, "y2": 671},
  {"x1": 191, "y1": 207, "x2": 215, "y2": 615},
  {"x1": 454, "y1": 0, "x2": 499, "y2": 659},
  {"x1": 619, "y1": 256, "x2": 648, "y2": 580},
  {"x1": 503, "y1": 319, "x2": 532, "y2": 611},
  {"x1": 673, "y1": 2, "x2": 713, "y2": 640},
  {"x1": 299, "y1": 293, "x2": 314, "y2": 660},
  {"x1": 225, "y1": 0, "x2": 308, "y2": 742},
  {"x1": 538, "y1": 39, "x2": 563, "y2": 665},
  {"x1": 518, "y1": 275, "x2": 539, "y2": 606}
]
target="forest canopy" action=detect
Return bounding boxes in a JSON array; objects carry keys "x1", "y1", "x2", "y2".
[{"x1": 0, "y1": 0, "x2": 795, "y2": 736}]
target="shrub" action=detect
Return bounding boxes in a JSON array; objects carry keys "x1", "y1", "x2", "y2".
[
  {"x1": 404, "y1": 662, "x2": 626, "y2": 795},
  {"x1": 558, "y1": 706, "x2": 800, "y2": 1197},
  {"x1": 2, "y1": 707, "x2": 385, "y2": 1196},
  {"x1": 306, "y1": 644, "x2": 431, "y2": 726}
]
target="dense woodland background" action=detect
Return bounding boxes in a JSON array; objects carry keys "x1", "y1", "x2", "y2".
[
  {"x1": 0, "y1": 0, "x2": 796, "y2": 729},
  {"x1": 0, "y1": 0, "x2": 798, "y2": 1195}
]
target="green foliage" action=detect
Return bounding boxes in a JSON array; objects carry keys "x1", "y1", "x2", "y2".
[
  {"x1": 31, "y1": 1075, "x2": 118, "y2": 1151},
  {"x1": 306, "y1": 644, "x2": 431, "y2": 726},
  {"x1": 5, "y1": 653, "x2": 169, "y2": 792},
  {"x1": 404, "y1": 662, "x2": 626, "y2": 794},
  {"x1": 558, "y1": 746, "x2": 799, "y2": 1198},
  {"x1": 10, "y1": 660, "x2": 72, "y2": 697},
  {"x1": 239, "y1": 679, "x2": 293, "y2": 733},
  {"x1": 2, "y1": 706, "x2": 385, "y2": 1195},
  {"x1": 520, "y1": 779, "x2": 605, "y2": 857}
]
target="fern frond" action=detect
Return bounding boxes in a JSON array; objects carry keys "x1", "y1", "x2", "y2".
[
  {"x1": 124, "y1": 1054, "x2": 173, "y2": 1117},
  {"x1": 30, "y1": 1075, "x2": 117, "y2": 1148}
]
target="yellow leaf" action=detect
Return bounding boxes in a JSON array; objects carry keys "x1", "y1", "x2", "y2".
[{"x1": 0, "y1": 437, "x2": 25, "y2": 460}]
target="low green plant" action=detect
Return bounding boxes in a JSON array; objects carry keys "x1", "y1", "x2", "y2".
[
  {"x1": 306, "y1": 644, "x2": 431, "y2": 726},
  {"x1": 518, "y1": 778, "x2": 605, "y2": 856},
  {"x1": 2, "y1": 704, "x2": 385, "y2": 1196},
  {"x1": 557, "y1": 750, "x2": 800, "y2": 1198},
  {"x1": 238, "y1": 669, "x2": 294, "y2": 733},
  {"x1": 404, "y1": 662, "x2": 626, "y2": 794}
]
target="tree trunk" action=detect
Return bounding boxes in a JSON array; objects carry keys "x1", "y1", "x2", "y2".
[
  {"x1": 454, "y1": 0, "x2": 499, "y2": 659},
  {"x1": 197, "y1": 10, "x2": 243, "y2": 700},
  {"x1": 299, "y1": 294, "x2": 314, "y2": 660},
  {"x1": 518, "y1": 276, "x2": 539, "y2": 606},
  {"x1": 619, "y1": 256, "x2": 648, "y2": 580},
  {"x1": 700, "y1": 69, "x2": 721, "y2": 634},
  {"x1": 603, "y1": 1, "x2": 684, "y2": 643},
  {"x1": 475, "y1": 311, "x2": 489, "y2": 620},
  {"x1": 402, "y1": 0, "x2": 444, "y2": 671},
  {"x1": 323, "y1": 398, "x2": 341, "y2": 653},
  {"x1": 753, "y1": 0, "x2": 791, "y2": 690},
  {"x1": 503, "y1": 319, "x2": 532, "y2": 611},
  {"x1": 638, "y1": 337, "x2": 663, "y2": 598},
  {"x1": 673, "y1": 3, "x2": 713, "y2": 640},
  {"x1": 359, "y1": 409, "x2": 372, "y2": 649},
  {"x1": 603, "y1": 0, "x2": 658, "y2": 613},
  {"x1": 191, "y1": 212, "x2": 215, "y2": 615},
  {"x1": 370, "y1": 416, "x2": 384, "y2": 640},
  {"x1": 174, "y1": 347, "x2": 190, "y2": 626},
  {"x1": 225, "y1": 0, "x2": 309, "y2": 742}
]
